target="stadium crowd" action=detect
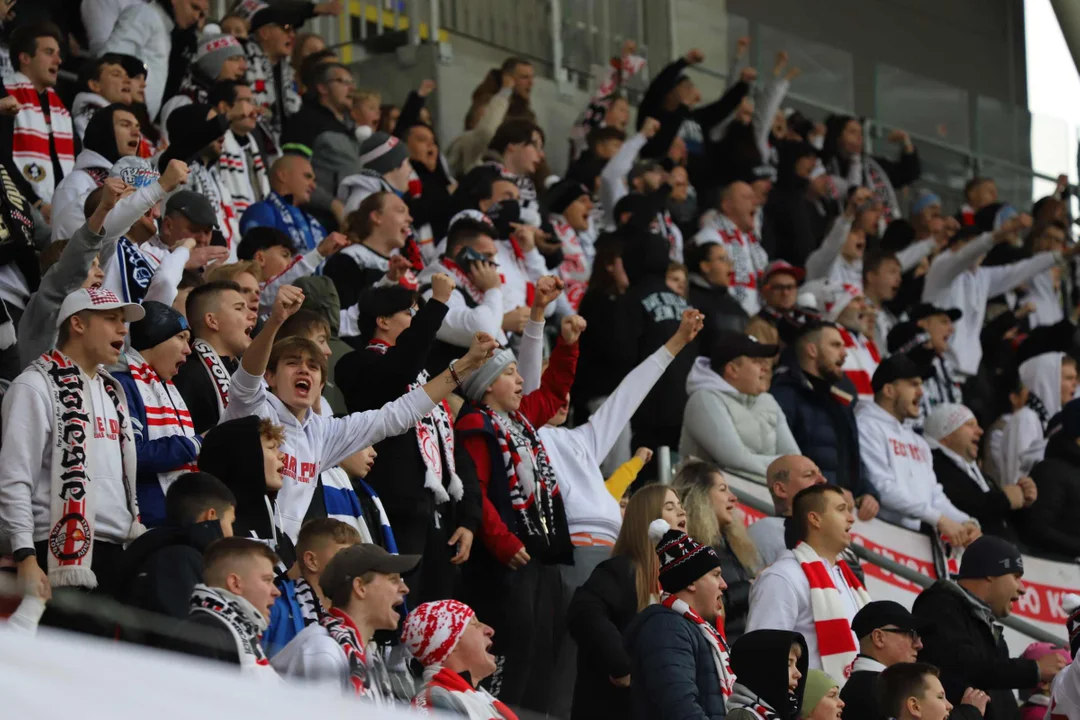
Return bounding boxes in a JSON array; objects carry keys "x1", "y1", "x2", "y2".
[{"x1": 1, "y1": 1, "x2": 1080, "y2": 719}]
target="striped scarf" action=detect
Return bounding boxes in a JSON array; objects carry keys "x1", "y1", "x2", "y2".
[
  {"x1": 217, "y1": 130, "x2": 269, "y2": 219},
  {"x1": 700, "y1": 211, "x2": 768, "y2": 314},
  {"x1": 293, "y1": 576, "x2": 324, "y2": 625},
  {"x1": 8, "y1": 72, "x2": 74, "y2": 203},
  {"x1": 837, "y1": 326, "x2": 880, "y2": 401},
  {"x1": 126, "y1": 348, "x2": 201, "y2": 496},
  {"x1": 241, "y1": 38, "x2": 300, "y2": 144},
  {"x1": 319, "y1": 606, "x2": 393, "y2": 704},
  {"x1": 189, "y1": 584, "x2": 276, "y2": 678},
  {"x1": 187, "y1": 162, "x2": 238, "y2": 254},
  {"x1": 792, "y1": 541, "x2": 871, "y2": 686},
  {"x1": 318, "y1": 468, "x2": 398, "y2": 552},
  {"x1": 660, "y1": 593, "x2": 736, "y2": 699}
]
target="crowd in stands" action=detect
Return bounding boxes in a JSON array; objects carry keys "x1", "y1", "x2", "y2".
[{"x1": 2, "y1": 2, "x2": 1080, "y2": 719}]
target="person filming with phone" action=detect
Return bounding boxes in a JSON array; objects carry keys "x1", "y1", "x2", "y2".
[{"x1": 417, "y1": 216, "x2": 506, "y2": 374}]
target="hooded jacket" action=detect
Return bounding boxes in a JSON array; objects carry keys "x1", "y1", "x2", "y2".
[
  {"x1": 680, "y1": 357, "x2": 799, "y2": 479},
  {"x1": 71, "y1": 92, "x2": 112, "y2": 142},
  {"x1": 615, "y1": 228, "x2": 694, "y2": 444},
  {"x1": 625, "y1": 602, "x2": 732, "y2": 720},
  {"x1": 728, "y1": 630, "x2": 809, "y2": 720},
  {"x1": 855, "y1": 400, "x2": 970, "y2": 531},
  {"x1": 913, "y1": 579, "x2": 1038, "y2": 720},
  {"x1": 1021, "y1": 430, "x2": 1080, "y2": 558},
  {"x1": 1001, "y1": 352, "x2": 1064, "y2": 485}
]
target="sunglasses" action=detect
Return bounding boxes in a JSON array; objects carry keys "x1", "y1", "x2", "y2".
[{"x1": 880, "y1": 627, "x2": 921, "y2": 642}]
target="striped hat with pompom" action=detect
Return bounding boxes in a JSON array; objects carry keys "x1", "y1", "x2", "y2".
[{"x1": 649, "y1": 518, "x2": 723, "y2": 594}]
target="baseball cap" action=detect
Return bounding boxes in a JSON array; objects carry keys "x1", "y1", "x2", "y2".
[
  {"x1": 762, "y1": 260, "x2": 805, "y2": 284},
  {"x1": 57, "y1": 287, "x2": 145, "y2": 328},
  {"x1": 870, "y1": 353, "x2": 934, "y2": 393},
  {"x1": 319, "y1": 544, "x2": 421, "y2": 601},
  {"x1": 710, "y1": 331, "x2": 779, "y2": 369},
  {"x1": 955, "y1": 535, "x2": 1024, "y2": 580},
  {"x1": 851, "y1": 600, "x2": 932, "y2": 640},
  {"x1": 250, "y1": 4, "x2": 305, "y2": 32},
  {"x1": 908, "y1": 303, "x2": 962, "y2": 323},
  {"x1": 165, "y1": 190, "x2": 218, "y2": 229}
]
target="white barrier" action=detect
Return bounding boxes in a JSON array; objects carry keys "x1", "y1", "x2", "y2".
[{"x1": 725, "y1": 474, "x2": 1078, "y2": 648}]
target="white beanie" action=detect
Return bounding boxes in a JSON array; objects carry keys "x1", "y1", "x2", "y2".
[
  {"x1": 924, "y1": 403, "x2": 975, "y2": 442},
  {"x1": 803, "y1": 279, "x2": 862, "y2": 322}
]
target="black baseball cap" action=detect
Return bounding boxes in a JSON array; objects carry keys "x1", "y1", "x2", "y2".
[
  {"x1": 851, "y1": 600, "x2": 932, "y2": 640},
  {"x1": 250, "y1": 4, "x2": 307, "y2": 32},
  {"x1": 165, "y1": 190, "x2": 218, "y2": 229},
  {"x1": 319, "y1": 544, "x2": 421, "y2": 601},
  {"x1": 870, "y1": 353, "x2": 934, "y2": 393},
  {"x1": 908, "y1": 303, "x2": 962, "y2": 323},
  {"x1": 711, "y1": 331, "x2": 779, "y2": 369},
  {"x1": 956, "y1": 535, "x2": 1024, "y2": 580}
]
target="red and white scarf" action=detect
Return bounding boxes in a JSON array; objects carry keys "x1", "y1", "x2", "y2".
[
  {"x1": 320, "y1": 606, "x2": 393, "y2": 704},
  {"x1": 660, "y1": 593, "x2": 736, "y2": 698},
  {"x1": 552, "y1": 218, "x2": 589, "y2": 312},
  {"x1": 413, "y1": 666, "x2": 519, "y2": 719},
  {"x1": 700, "y1": 211, "x2": 768, "y2": 314},
  {"x1": 191, "y1": 339, "x2": 232, "y2": 418},
  {"x1": 32, "y1": 350, "x2": 140, "y2": 588},
  {"x1": 8, "y1": 72, "x2": 74, "y2": 203},
  {"x1": 366, "y1": 339, "x2": 462, "y2": 503},
  {"x1": 126, "y1": 349, "x2": 200, "y2": 494},
  {"x1": 792, "y1": 541, "x2": 871, "y2": 685},
  {"x1": 478, "y1": 406, "x2": 560, "y2": 542},
  {"x1": 440, "y1": 257, "x2": 486, "y2": 305},
  {"x1": 837, "y1": 326, "x2": 881, "y2": 401}
]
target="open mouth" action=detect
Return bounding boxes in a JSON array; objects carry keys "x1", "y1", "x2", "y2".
[
  {"x1": 677, "y1": 518, "x2": 687, "y2": 530},
  {"x1": 126, "y1": 138, "x2": 139, "y2": 150},
  {"x1": 244, "y1": 324, "x2": 255, "y2": 337},
  {"x1": 275, "y1": 462, "x2": 284, "y2": 474},
  {"x1": 294, "y1": 378, "x2": 312, "y2": 397},
  {"x1": 110, "y1": 340, "x2": 124, "y2": 352},
  {"x1": 175, "y1": 359, "x2": 186, "y2": 372}
]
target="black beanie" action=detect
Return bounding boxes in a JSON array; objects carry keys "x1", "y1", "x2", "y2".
[
  {"x1": 648, "y1": 519, "x2": 722, "y2": 594},
  {"x1": 544, "y1": 179, "x2": 589, "y2": 216},
  {"x1": 83, "y1": 104, "x2": 130, "y2": 164},
  {"x1": 129, "y1": 301, "x2": 189, "y2": 351}
]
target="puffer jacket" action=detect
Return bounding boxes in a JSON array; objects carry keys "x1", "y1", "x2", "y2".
[
  {"x1": 680, "y1": 357, "x2": 800, "y2": 480},
  {"x1": 625, "y1": 603, "x2": 729, "y2": 720},
  {"x1": 769, "y1": 349, "x2": 879, "y2": 501}
]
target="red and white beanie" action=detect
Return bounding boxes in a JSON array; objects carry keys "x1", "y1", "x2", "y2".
[{"x1": 401, "y1": 599, "x2": 475, "y2": 667}]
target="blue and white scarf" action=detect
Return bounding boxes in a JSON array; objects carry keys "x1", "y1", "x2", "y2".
[
  {"x1": 116, "y1": 236, "x2": 158, "y2": 303},
  {"x1": 319, "y1": 468, "x2": 398, "y2": 553},
  {"x1": 267, "y1": 190, "x2": 326, "y2": 252}
]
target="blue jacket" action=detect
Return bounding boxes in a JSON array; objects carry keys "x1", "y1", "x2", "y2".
[
  {"x1": 240, "y1": 191, "x2": 327, "y2": 252},
  {"x1": 625, "y1": 604, "x2": 728, "y2": 720},
  {"x1": 115, "y1": 372, "x2": 203, "y2": 527},
  {"x1": 768, "y1": 352, "x2": 878, "y2": 501},
  {"x1": 264, "y1": 579, "x2": 306, "y2": 658}
]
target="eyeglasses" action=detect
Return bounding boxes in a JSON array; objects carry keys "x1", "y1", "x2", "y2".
[
  {"x1": 770, "y1": 283, "x2": 798, "y2": 292},
  {"x1": 880, "y1": 628, "x2": 921, "y2": 642}
]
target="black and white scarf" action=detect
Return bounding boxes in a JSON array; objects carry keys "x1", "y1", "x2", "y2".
[
  {"x1": 0, "y1": 165, "x2": 36, "y2": 348},
  {"x1": 241, "y1": 38, "x2": 300, "y2": 144},
  {"x1": 826, "y1": 153, "x2": 901, "y2": 224},
  {"x1": 365, "y1": 339, "x2": 463, "y2": 504},
  {"x1": 187, "y1": 162, "x2": 238, "y2": 252},
  {"x1": 294, "y1": 576, "x2": 324, "y2": 625},
  {"x1": 192, "y1": 339, "x2": 232, "y2": 417},
  {"x1": 320, "y1": 606, "x2": 393, "y2": 704},
  {"x1": 33, "y1": 349, "x2": 140, "y2": 588},
  {"x1": 217, "y1": 130, "x2": 269, "y2": 218},
  {"x1": 189, "y1": 584, "x2": 277, "y2": 678}
]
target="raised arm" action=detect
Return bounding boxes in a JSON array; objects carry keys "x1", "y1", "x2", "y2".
[{"x1": 519, "y1": 276, "x2": 564, "y2": 394}]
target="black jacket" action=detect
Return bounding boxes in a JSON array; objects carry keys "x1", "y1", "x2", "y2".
[
  {"x1": 763, "y1": 167, "x2": 837, "y2": 268},
  {"x1": 688, "y1": 275, "x2": 749, "y2": 357},
  {"x1": 716, "y1": 541, "x2": 753, "y2": 644},
  {"x1": 770, "y1": 352, "x2": 878, "y2": 501},
  {"x1": 625, "y1": 604, "x2": 731, "y2": 720},
  {"x1": 931, "y1": 449, "x2": 1018, "y2": 543},
  {"x1": 113, "y1": 519, "x2": 224, "y2": 620},
  {"x1": 171, "y1": 612, "x2": 242, "y2": 664},
  {"x1": 729, "y1": 630, "x2": 809, "y2": 720},
  {"x1": 839, "y1": 668, "x2": 881, "y2": 720},
  {"x1": 1021, "y1": 432, "x2": 1080, "y2": 558},
  {"x1": 913, "y1": 580, "x2": 1038, "y2": 720},
  {"x1": 335, "y1": 299, "x2": 482, "y2": 535},
  {"x1": 172, "y1": 351, "x2": 238, "y2": 434},
  {"x1": 567, "y1": 555, "x2": 638, "y2": 720}
]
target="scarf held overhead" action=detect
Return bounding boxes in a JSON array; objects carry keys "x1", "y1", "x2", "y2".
[{"x1": 33, "y1": 350, "x2": 140, "y2": 588}]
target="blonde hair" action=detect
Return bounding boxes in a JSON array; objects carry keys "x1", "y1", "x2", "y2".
[
  {"x1": 353, "y1": 90, "x2": 381, "y2": 107},
  {"x1": 205, "y1": 260, "x2": 262, "y2": 284},
  {"x1": 257, "y1": 418, "x2": 285, "y2": 446},
  {"x1": 613, "y1": 484, "x2": 671, "y2": 611},
  {"x1": 672, "y1": 459, "x2": 761, "y2": 575},
  {"x1": 745, "y1": 316, "x2": 779, "y2": 346}
]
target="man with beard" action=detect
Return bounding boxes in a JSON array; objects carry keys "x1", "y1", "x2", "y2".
[
  {"x1": 209, "y1": 80, "x2": 271, "y2": 226},
  {"x1": 807, "y1": 279, "x2": 880, "y2": 404},
  {"x1": 771, "y1": 321, "x2": 880, "y2": 521},
  {"x1": 855, "y1": 355, "x2": 980, "y2": 547}
]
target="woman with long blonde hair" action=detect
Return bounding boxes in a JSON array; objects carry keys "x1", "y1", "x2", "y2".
[
  {"x1": 672, "y1": 459, "x2": 761, "y2": 643},
  {"x1": 566, "y1": 484, "x2": 686, "y2": 720}
]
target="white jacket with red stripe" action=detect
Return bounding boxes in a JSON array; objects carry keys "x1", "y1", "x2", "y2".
[
  {"x1": 854, "y1": 401, "x2": 970, "y2": 531},
  {"x1": 837, "y1": 326, "x2": 880, "y2": 403}
]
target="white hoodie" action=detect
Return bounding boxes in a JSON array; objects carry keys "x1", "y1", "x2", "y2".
[
  {"x1": 50, "y1": 149, "x2": 114, "y2": 242},
  {"x1": 678, "y1": 356, "x2": 799, "y2": 480},
  {"x1": 417, "y1": 259, "x2": 507, "y2": 347},
  {"x1": 854, "y1": 401, "x2": 970, "y2": 531},
  {"x1": 71, "y1": 92, "x2": 109, "y2": 142},
  {"x1": 540, "y1": 345, "x2": 676, "y2": 544},
  {"x1": 1000, "y1": 352, "x2": 1065, "y2": 485}
]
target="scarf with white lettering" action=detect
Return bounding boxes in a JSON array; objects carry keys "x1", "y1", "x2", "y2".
[
  {"x1": 792, "y1": 541, "x2": 871, "y2": 685},
  {"x1": 8, "y1": 72, "x2": 74, "y2": 203},
  {"x1": 33, "y1": 350, "x2": 140, "y2": 588},
  {"x1": 187, "y1": 162, "x2": 238, "y2": 253},
  {"x1": 189, "y1": 583, "x2": 276, "y2": 678},
  {"x1": 660, "y1": 593, "x2": 736, "y2": 698},
  {"x1": 217, "y1": 130, "x2": 269, "y2": 218},
  {"x1": 365, "y1": 339, "x2": 462, "y2": 503},
  {"x1": 320, "y1": 606, "x2": 393, "y2": 704},
  {"x1": 126, "y1": 348, "x2": 201, "y2": 496},
  {"x1": 192, "y1": 339, "x2": 232, "y2": 417},
  {"x1": 241, "y1": 38, "x2": 300, "y2": 144}
]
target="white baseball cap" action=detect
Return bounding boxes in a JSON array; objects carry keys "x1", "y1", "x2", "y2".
[{"x1": 57, "y1": 288, "x2": 145, "y2": 328}]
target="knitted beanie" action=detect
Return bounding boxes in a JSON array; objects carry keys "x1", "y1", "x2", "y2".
[
  {"x1": 924, "y1": 403, "x2": 975, "y2": 442},
  {"x1": 804, "y1": 279, "x2": 862, "y2": 322},
  {"x1": 401, "y1": 599, "x2": 476, "y2": 667},
  {"x1": 129, "y1": 301, "x2": 189, "y2": 351},
  {"x1": 195, "y1": 34, "x2": 245, "y2": 81},
  {"x1": 799, "y1": 670, "x2": 839, "y2": 719},
  {"x1": 359, "y1": 132, "x2": 410, "y2": 176},
  {"x1": 460, "y1": 348, "x2": 516, "y2": 402},
  {"x1": 648, "y1": 519, "x2": 722, "y2": 594}
]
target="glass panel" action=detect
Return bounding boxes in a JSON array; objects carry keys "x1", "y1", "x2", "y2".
[
  {"x1": 757, "y1": 23, "x2": 855, "y2": 114},
  {"x1": 876, "y1": 64, "x2": 969, "y2": 149},
  {"x1": 976, "y1": 95, "x2": 1024, "y2": 165},
  {"x1": 725, "y1": 12, "x2": 751, "y2": 81},
  {"x1": 1030, "y1": 111, "x2": 1071, "y2": 184},
  {"x1": 978, "y1": 159, "x2": 1035, "y2": 212}
]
